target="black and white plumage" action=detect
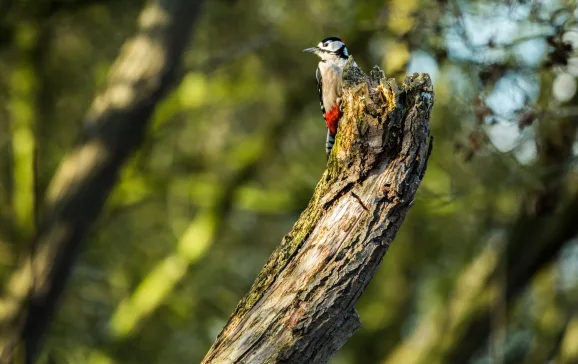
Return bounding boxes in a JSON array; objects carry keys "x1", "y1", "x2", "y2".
[{"x1": 304, "y1": 37, "x2": 351, "y2": 157}]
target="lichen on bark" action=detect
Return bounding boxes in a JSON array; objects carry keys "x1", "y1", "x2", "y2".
[{"x1": 203, "y1": 58, "x2": 434, "y2": 364}]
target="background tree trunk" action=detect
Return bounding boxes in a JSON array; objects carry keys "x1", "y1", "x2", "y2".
[
  {"x1": 202, "y1": 66, "x2": 434, "y2": 363},
  {"x1": 0, "y1": 0, "x2": 203, "y2": 362}
]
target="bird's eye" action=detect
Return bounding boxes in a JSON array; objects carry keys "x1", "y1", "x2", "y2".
[{"x1": 323, "y1": 42, "x2": 328, "y2": 47}]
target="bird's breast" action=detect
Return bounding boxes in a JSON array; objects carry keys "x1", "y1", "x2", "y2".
[{"x1": 319, "y1": 63, "x2": 344, "y2": 113}]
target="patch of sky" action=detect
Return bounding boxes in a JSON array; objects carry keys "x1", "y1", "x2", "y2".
[
  {"x1": 486, "y1": 72, "x2": 539, "y2": 116},
  {"x1": 407, "y1": 51, "x2": 439, "y2": 83}
]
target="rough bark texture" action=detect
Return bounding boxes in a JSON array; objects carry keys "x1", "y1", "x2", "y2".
[
  {"x1": 202, "y1": 63, "x2": 434, "y2": 363},
  {"x1": 0, "y1": 0, "x2": 203, "y2": 361}
]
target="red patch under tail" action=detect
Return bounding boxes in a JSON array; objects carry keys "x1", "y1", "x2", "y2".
[{"x1": 324, "y1": 105, "x2": 342, "y2": 136}]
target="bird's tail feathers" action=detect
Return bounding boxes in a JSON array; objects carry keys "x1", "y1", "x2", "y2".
[{"x1": 326, "y1": 130, "x2": 335, "y2": 158}]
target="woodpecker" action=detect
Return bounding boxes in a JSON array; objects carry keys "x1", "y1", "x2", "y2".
[{"x1": 303, "y1": 37, "x2": 350, "y2": 157}]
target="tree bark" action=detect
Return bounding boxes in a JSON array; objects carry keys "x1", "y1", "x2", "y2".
[
  {"x1": 202, "y1": 65, "x2": 434, "y2": 363},
  {"x1": 0, "y1": 0, "x2": 203, "y2": 362}
]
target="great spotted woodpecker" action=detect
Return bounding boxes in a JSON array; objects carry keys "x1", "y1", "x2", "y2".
[{"x1": 303, "y1": 37, "x2": 350, "y2": 157}]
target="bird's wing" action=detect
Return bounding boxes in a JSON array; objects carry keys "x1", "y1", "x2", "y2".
[{"x1": 316, "y1": 66, "x2": 326, "y2": 118}]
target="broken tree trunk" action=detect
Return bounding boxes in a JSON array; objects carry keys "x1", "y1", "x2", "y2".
[{"x1": 202, "y1": 62, "x2": 434, "y2": 363}]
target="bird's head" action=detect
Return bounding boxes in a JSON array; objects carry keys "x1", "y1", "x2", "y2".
[{"x1": 303, "y1": 37, "x2": 349, "y2": 61}]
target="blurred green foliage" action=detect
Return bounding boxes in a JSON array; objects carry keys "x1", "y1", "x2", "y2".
[{"x1": 1, "y1": 0, "x2": 577, "y2": 363}]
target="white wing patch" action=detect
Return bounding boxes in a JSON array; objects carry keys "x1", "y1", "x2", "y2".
[{"x1": 316, "y1": 66, "x2": 326, "y2": 116}]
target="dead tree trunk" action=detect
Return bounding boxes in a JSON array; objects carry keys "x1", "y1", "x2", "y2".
[{"x1": 202, "y1": 63, "x2": 434, "y2": 363}]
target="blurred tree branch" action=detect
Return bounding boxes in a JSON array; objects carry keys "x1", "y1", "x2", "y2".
[
  {"x1": 553, "y1": 309, "x2": 578, "y2": 363},
  {"x1": 0, "y1": 22, "x2": 45, "y2": 252},
  {"x1": 521, "y1": 267, "x2": 571, "y2": 364},
  {"x1": 0, "y1": 0, "x2": 203, "y2": 362},
  {"x1": 202, "y1": 67, "x2": 434, "y2": 363}
]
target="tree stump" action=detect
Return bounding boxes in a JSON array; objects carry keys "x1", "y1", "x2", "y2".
[{"x1": 203, "y1": 61, "x2": 434, "y2": 363}]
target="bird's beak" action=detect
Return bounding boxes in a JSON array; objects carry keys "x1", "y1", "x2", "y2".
[{"x1": 303, "y1": 47, "x2": 318, "y2": 53}]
